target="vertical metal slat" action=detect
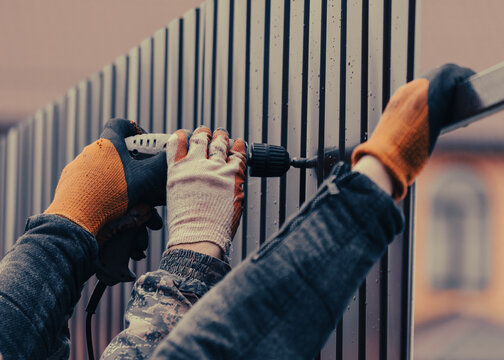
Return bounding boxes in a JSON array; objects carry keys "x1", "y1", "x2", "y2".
[
  {"x1": 182, "y1": 9, "x2": 199, "y2": 130},
  {"x1": 245, "y1": 0, "x2": 266, "y2": 254},
  {"x1": 0, "y1": 137, "x2": 6, "y2": 257},
  {"x1": 32, "y1": 111, "x2": 44, "y2": 216},
  {"x1": 151, "y1": 26, "x2": 169, "y2": 270},
  {"x1": 115, "y1": 56, "x2": 129, "y2": 119},
  {"x1": 5, "y1": 127, "x2": 19, "y2": 251},
  {"x1": 110, "y1": 54, "x2": 130, "y2": 338},
  {"x1": 167, "y1": 19, "x2": 181, "y2": 129},
  {"x1": 229, "y1": 0, "x2": 247, "y2": 266},
  {"x1": 214, "y1": 0, "x2": 230, "y2": 130},
  {"x1": 264, "y1": 0, "x2": 283, "y2": 242},
  {"x1": 96, "y1": 62, "x2": 116, "y2": 358}
]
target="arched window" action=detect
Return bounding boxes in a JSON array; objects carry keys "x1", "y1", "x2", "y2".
[{"x1": 428, "y1": 167, "x2": 491, "y2": 290}]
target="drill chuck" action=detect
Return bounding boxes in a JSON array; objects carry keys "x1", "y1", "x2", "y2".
[{"x1": 247, "y1": 143, "x2": 291, "y2": 177}]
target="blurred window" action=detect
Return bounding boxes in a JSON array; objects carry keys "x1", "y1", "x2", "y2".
[{"x1": 428, "y1": 167, "x2": 490, "y2": 290}]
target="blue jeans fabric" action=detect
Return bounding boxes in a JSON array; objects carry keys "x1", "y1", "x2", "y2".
[{"x1": 150, "y1": 163, "x2": 404, "y2": 359}]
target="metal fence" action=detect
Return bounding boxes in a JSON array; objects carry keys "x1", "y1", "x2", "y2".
[{"x1": 0, "y1": 0, "x2": 420, "y2": 358}]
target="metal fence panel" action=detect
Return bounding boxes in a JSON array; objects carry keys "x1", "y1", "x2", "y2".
[
  {"x1": 134, "y1": 38, "x2": 153, "y2": 280},
  {"x1": 128, "y1": 47, "x2": 140, "y2": 125},
  {"x1": 89, "y1": 72, "x2": 103, "y2": 141},
  {"x1": 245, "y1": 0, "x2": 265, "y2": 255},
  {"x1": 153, "y1": 28, "x2": 169, "y2": 135},
  {"x1": 365, "y1": 0, "x2": 384, "y2": 357},
  {"x1": 214, "y1": 0, "x2": 230, "y2": 130},
  {"x1": 285, "y1": 0, "x2": 303, "y2": 224},
  {"x1": 201, "y1": 0, "x2": 215, "y2": 128},
  {"x1": 66, "y1": 87, "x2": 78, "y2": 164},
  {"x1": 321, "y1": 2, "x2": 341, "y2": 357},
  {"x1": 196, "y1": 3, "x2": 206, "y2": 128},
  {"x1": 15, "y1": 122, "x2": 28, "y2": 238},
  {"x1": 166, "y1": 19, "x2": 181, "y2": 129},
  {"x1": 151, "y1": 27, "x2": 169, "y2": 272},
  {"x1": 264, "y1": 0, "x2": 283, "y2": 242},
  {"x1": 341, "y1": 0, "x2": 363, "y2": 358},
  {"x1": 77, "y1": 80, "x2": 91, "y2": 151},
  {"x1": 44, "y1": 103, "x2": 58, "y2": 209},
  {"x1": 182, "y1": 9, "x2": 199, "y2": 129},
  {"x1": 0, "y1": 137, "x2": 5, "y2": 258},
  {"x1": 5, "y1": 127, "x2": 18, "y2": 251},
  {"x1": 32, "y1": 111, "x2": 44, "y2": 216},
  {"x1": 114, "y1": 56, "x2": 128, "y2": 120},
  {"x1": 95, "y1": 62, "x2": 117, "y2": 358},
  {"x1": 67, "y1": 85, "x2": 85, "y2": 360},
  {"x1": 387, "y1": 2, "x2": 410, "y2": 359},
  {"x1": 87, "y1": 72, "x2": 101, "y2": 360},
  {"x1": 56, "y1": 95, "x2": 68, "y2": 177},
  {"x1": 4, "y1": 127, "x2": 18, "y2": 251},
  {"x1": 108, "y1": 53, "x2": 130, "y2": 347},
  {"x1": 25, "y1": 119, "x2": 34, "y2": 226},
  {"x1": 0, "y1": 1, "x2": 419, "y2": 358},
  {"x1": 229, "y1": 0, "x2": 247, "y2": 266}
]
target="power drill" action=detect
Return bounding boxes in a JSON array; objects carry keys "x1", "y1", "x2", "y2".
[
  {"x1": 124, "y1": 133, "x2": 319, "y2": 177},
  {"x1": 95, "y1": 133, "x2": 340, "y2": 287},
  {"x1": 86, "y1": 133, "x2": 340, "y2": 359}
]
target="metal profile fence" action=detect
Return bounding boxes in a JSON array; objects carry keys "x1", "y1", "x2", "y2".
[{"x1": 0, "y1": 0, "x2": 420, "y2": 359}]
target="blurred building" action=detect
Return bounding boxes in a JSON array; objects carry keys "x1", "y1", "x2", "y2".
[
  {"x1": 413, "y1": 1, "x2": 504, "y2": 359},
  {"x1": 414, "y1": 140, "x2": 504, "y2": 359}
]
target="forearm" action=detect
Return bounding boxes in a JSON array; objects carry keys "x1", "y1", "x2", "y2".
[
  {"x1": 151, "y1": 164, "x2": 404, "y2": 359},
  {"x1": 0, "y1": 214, "x2": 98, "y2": 360},
  {"x1": 101, "y1": 249, "x2": 230, "y2": 360}
]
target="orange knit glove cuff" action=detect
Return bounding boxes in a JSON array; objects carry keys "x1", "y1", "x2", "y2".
[
  {"x1": 351, "y1": 79, "x2": 429, "y2": 200},
  {"x1": 45, "y1": 138, "x2": 128, "y2": 235}
]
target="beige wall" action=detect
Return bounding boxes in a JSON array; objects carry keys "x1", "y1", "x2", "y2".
[
  {"x1": 421, "y1": 0, "x2": 504, "y2": 73},
  {"x1": 420, "y1": 0, "x2": 504, "y2": 144},
  {"x1": 0, "y1": 0, "x2": 202, "y2": 132}
]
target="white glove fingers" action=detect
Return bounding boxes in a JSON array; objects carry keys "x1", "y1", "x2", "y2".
[
  {"x1": 166, "y1": 129, "x2": 190, "y2": 166},
  {"x1": 227, "y1": 138, "x2": 247, "y2": 170},
  {"x1": 209, "y1": 130, "x2": 230, "y2": 163},
  {"x1": 187, "y1": 127, "x2": 212, "y2": 160}
]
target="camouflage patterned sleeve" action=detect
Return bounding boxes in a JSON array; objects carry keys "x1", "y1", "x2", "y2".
[{"x1": 101, "y1": 248, "x2": 230, "y2": 360}]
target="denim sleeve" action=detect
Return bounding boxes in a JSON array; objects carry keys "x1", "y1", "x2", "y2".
[
  {"x1": 0, "y1": 214, "x2": 98, "y2": 360},
  {"x1": 150, "y1": 163, "x2": 405, "y2": 360},
  {"x1": 101, "y1": 249, "x2": 230, "y2": 360}
]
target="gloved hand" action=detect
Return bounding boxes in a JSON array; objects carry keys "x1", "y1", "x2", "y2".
[
  {"x1": 95, "y1": 204, "x2": 163, "y2": 285},
  {"x1": 45, "y1": 119, "x2": 167, "y2": 235},
  {"x1": 352, "y1": 63, "x2": 475, "y2": 200},
  {"x1": 165, "y1": 127, "x2": 247, "y2": 258}
]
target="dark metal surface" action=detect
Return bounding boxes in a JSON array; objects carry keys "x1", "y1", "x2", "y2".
[{"x1": 442, "y1": 61, "x2": 504, "y2": 134}]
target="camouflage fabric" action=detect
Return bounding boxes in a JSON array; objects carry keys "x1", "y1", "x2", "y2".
[{"x1": 101, "y1": 248, "x2": 230, "y2": 360}]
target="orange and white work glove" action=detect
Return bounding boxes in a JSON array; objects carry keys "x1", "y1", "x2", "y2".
[
  {"x1": 165, "y1": 127, "x2": 247, "y2": 258},
  {"x1": 45, "y1": 119, "x2": 167, "y2": 236},
  {"x1": 352, "y1": 64, "x2": 474, "y2": 200}
]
